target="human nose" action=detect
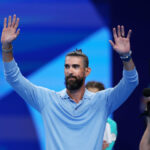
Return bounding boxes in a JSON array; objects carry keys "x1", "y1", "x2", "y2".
[{"x1": 67, "y1": 66, "x2": 74, "y2": 75}]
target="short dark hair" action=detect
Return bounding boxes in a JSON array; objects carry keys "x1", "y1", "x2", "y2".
[
  {"x1": 86, "y1": 81, "x2": 105, "y2": 91},
  {"x1": 66, "y1": 49, "x2": 89, "y2": 68}
]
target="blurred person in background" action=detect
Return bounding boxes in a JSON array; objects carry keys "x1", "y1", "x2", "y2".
[{"x1": 140, "y1": 88, "x2": 150, "y2": 150}]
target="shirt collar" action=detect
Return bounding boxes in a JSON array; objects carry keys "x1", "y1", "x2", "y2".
[
  {"x1": 58, "y1": 89, "x2": 69, "y2": 99},
  {"x1": 57, "y1": 88, "x2": 93, "y2": 100}
]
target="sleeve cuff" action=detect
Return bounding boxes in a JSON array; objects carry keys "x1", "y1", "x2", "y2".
[
  {"x1": 123, "y1": 68, "x2": 137, "y2": 76},
  {"x1": 123, "y1": 68, "x2": 138, "y2": 83},
  {"x1": 3, "y1": 59, "x2": 18, "y2": 72}
]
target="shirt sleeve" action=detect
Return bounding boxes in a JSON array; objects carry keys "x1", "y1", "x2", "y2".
[
  {"x1": 105, "y1": 68, "x2": 139, "y2": 115},
  {"x1": 3, "y1": 59, "x2": 54, "y2": 112}
]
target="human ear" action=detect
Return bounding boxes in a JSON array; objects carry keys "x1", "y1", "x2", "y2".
[{"x1": 85, "y1": 67, "x2": 91, "y2": 77}]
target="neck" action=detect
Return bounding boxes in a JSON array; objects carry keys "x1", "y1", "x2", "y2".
[{"x1": 67, "y1": 84, "x2": 85, "y2": 103}]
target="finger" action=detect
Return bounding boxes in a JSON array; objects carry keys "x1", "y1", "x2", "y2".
[
  {"x1": 117, "y1": 25, "x2": 121, "y2": 37},
  {"x1": 8, "y1": 15, "x2": 12, "y2": 27},
  {"x1": 3, "y1": 17, "x2": 7, "y2": 28},
  {"x1": 127, "y1": 29, "x2": 132, "y2": 39},
  {"x1": 121, "y1": 25, "x2": 125, "y2": 37},
  {"x1": 14, "y1": 18, "x2": 20, "y2": 29},
  {"x1": 13, "y1": 29, "x2": 20, "y2": 40},
  {"x1": 12, "y1": 14, "x2": 16, "y2": 27},
  {"x1": 109, "y1": 40, "x2": 115, "y2": 48},
  {"x1": 16, "y1": 28, "x2": 20, "y2": 37},
  {"x1": 113, "y1": 27, "x2": 117, "y2": 39}
]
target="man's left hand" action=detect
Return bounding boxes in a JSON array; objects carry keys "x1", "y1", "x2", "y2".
[{"x1": 109, "y1": 25, "x2": 132, "y2": 55}]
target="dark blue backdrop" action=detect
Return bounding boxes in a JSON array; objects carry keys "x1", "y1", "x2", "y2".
[{"x1": 111, "y1": 0, "x2": 150, "y2": 149}]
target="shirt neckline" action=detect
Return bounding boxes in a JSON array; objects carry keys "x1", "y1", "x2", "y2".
[{"x1": 58, "y1": 88, "x2": 91, "y2": 100}]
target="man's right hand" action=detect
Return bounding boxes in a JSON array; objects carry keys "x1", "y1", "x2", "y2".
[{"x1": 1, "y1": 14, "x2": 20, "y2": 49}]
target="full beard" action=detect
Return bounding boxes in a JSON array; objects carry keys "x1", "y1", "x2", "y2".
[{"x1": 65, "y1": 76, "x2": 84, "y2": 91}]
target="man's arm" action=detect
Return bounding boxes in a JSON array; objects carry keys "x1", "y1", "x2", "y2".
[
  {"x1": 105, "y1": 25, "x2": 138, "y2": 114},
  {"x1": 1, "y1": 15, "x2": 49, "y2": 112}
]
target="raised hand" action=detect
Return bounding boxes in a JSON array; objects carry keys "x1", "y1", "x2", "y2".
[
  {"x1": 1, "y1": 14, "x2": 20, "y2": 47},
  {"x1": 109, "y1": 25, "x2": 131, "y2": 55}
]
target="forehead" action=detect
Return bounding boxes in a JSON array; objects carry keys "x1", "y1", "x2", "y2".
[
  {"x1": 87, "y1": 87, "x2": 99, "y2": 93},
  {"x1": 65, "y1": 56, "x2": 84, "y2": 65}
]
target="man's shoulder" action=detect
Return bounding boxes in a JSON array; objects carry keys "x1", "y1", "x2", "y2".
[
  {"x1": 87, "y1": 88, "x2": 112, "y2": 96},
  {"x1": 36, "y1": 86, "x2": 58, "y2": 96},
  {"x1": 56, "y1": 88, "x2": 68, "y2": 99},
  {"x1": 85, "y1": 89, "x2": 96, "y2": 96}
]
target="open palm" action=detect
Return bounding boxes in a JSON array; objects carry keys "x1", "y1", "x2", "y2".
[
  {"x1": 109, "y1": 25, "x2": 131, "y2": 54},
  {"x1": 1, "y1": 14, "x2": 20, "y2": 45}
]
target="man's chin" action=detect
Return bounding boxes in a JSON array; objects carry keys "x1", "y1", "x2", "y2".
[
  {"x1": 66, "y1": 82, "x2": 82, "y2": 91},
  {"x1": 66, "y1": 85, "x2": 79, "y2": 91},
  {"x1": 67, "y1": 88, "x2": 77, "y2": 92},
  {"x1": 65, "y1": 77, "x2": 85, "y2": 91}
]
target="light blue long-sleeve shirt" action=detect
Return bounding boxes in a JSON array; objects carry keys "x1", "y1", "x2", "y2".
[{"x1": 4, "y1": 59, "x2": 138, "y2": 150}]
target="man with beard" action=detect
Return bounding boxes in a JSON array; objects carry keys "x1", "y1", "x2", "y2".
[{"x1": 1, "y1": 14, "x2": 138, "y2": 150}]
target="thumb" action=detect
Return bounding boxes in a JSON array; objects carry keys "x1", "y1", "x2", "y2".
[
  {"x1": 109, "y1": 40, "x2": 115, "y2": 48},
  {"x1": 16, "y1": 28, "x2": 20, "y2": 37}
]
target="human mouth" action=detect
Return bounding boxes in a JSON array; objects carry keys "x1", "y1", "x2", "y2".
[{"x1": 67, "y1": 76, "x2": 76, "y2": 80}]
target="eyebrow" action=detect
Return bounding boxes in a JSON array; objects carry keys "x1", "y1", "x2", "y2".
[
  {"x1": 64, "y1": 64, "x2": 80, "y2": 67},
  {"x1": 72, "y1": 64, "x2": 80, "y2": 67}
]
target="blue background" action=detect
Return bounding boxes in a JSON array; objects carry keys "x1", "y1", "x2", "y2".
[
  {"x1": 0, "y1": 0, "x2": 149, "y2": 150},
  {"x1": 0, "y1": 0, "x2": 112, "y2": 150}
]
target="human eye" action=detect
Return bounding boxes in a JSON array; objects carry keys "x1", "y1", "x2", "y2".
[
  {"x1": 65, "y1": 64, "x2": 69, "y2": 69},
  {"x1": 73, "y1": 64, "x2": 80, "y2": 69}
]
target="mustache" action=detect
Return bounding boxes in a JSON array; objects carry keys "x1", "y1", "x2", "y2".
[{"x1": 66, "y1": 75, "x2": 77, "y2": 80}]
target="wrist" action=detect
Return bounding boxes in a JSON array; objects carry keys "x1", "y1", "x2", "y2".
[
  {"x1": 2, "y1": 43, "x2": 13, "y2": 53},
  {"x1": 120, "y1": 50, "x2": 132, "y2": 62},
  {"x1": 2, "y1": 43, "x2": 12, "y2": 49}
]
